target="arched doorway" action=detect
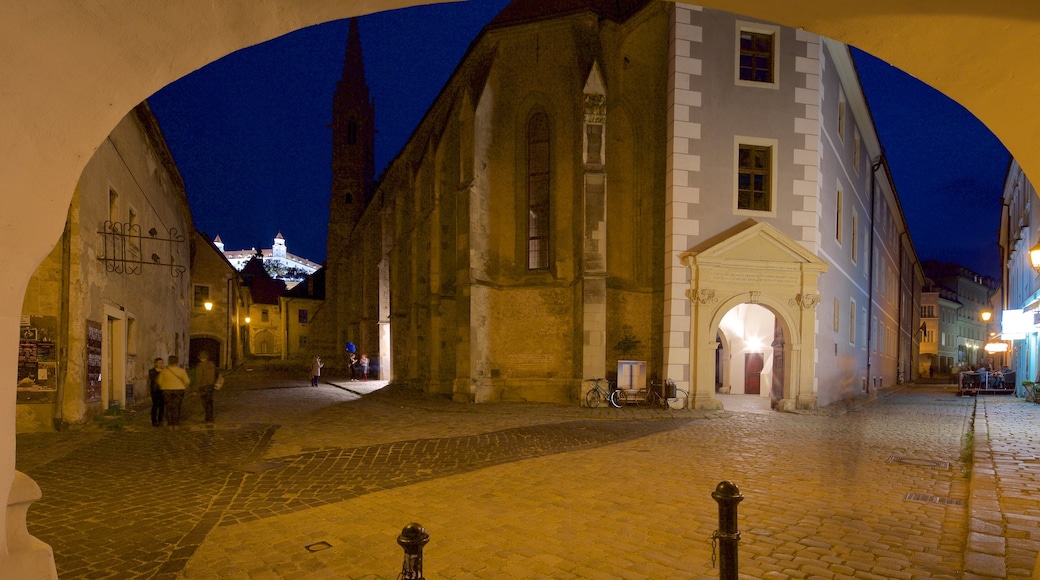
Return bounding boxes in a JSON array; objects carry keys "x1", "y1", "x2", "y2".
[
  {"x1": 681, "y1": 222, "x2": 827, "y2": 411},
  {"x1": 717, "y1": 303, "x2": 783, "y2": 400}
]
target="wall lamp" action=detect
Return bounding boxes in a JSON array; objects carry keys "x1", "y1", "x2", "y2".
[
  {"x1": 1030, "y1": 242, "x2": 1040, "y2": 272},
  {"x1": 244, "y1": 316, "x2": 251, "y2": 324},
  {"x1": 203, "y1": 301, "x2": 213, "y2": 311}
]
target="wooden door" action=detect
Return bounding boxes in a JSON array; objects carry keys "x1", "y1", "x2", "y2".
[{"x1": 745, "y1": 352, "x2": 764, "y2": 395}]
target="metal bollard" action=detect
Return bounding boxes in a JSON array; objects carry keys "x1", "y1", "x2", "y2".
[
  {"x1": 711, "y1": 481, "x2": 743, "y2": 580},
  {"x1": 397, "y1": 522, "x2": 430, "y2": 580}
]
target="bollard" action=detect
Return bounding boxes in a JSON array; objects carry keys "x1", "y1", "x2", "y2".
[
  {"x1": 711, "y1": 480, "x2": 743, "y2": 580},
  {"x1": 397, "y1": 522, "x2": 430, "y2": 580}
]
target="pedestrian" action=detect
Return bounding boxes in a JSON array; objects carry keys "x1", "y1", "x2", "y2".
[
  {"x1": 349, "y1": 351, "x2": 358, "y2": 381},
  {"x1": 359, "y1": 353, "x2": 369, "y2": 380},
  {"x1": 148, "y1": 357, "x2": 165, "y2": 427},
  {"x1": 194, "y1": 351, "x2": 218, "y2": 423},
  {"x1": 310, "y1": 355, "x2": 324, "y2": 386},
  {"x1": 158, "y1": 354, "x2": 190, "y2": 427}
]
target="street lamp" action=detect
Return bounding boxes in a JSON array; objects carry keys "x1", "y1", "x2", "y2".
[
  {"x1": 203, "y1": 301, "x2": 213, "y2": 311},
  {"x1": 244, "y1": 316, "x2": 251, "y2": 324},
  {"x1": 1030, "y1": 241, "x2": 1040, "y2": 272},
  {"x1": 981, "y1": 310, "x2": 992, "y2": 322}
]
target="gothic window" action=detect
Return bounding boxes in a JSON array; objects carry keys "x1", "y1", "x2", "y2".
[{"x1": 527, "y1": 112, "x2": 550, "y2": 270}]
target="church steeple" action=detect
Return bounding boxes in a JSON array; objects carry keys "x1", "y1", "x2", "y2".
[{"x1": 329, "y1": 17, "x2": 375, "y2": 238}]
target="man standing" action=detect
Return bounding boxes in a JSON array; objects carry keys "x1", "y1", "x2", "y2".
[
  {"x1": 194, "y1": 351, "x2": 218, "y2": 423},
  {"x1": 148, "y1": 357, "x2": 165, "y2": 427},
  {"x1": 158, "y1": 355, "x2": 190, "y2": 427}
]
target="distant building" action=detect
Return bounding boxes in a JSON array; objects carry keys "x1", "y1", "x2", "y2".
[
  {"x1": 279, "y1": 268, "x2": 326, "y2": 360},
  {"x1": 238, "y1": 257, "x2": 288, "y2": 357},
  {"x1": 216, "y1": 233, "x2": 321, "y2": 289},
  {"x1": 919, "y1": 282, "x2": 962, "y2": 376},
  {"x1": 922, "y1": 261, "x2": 997, "y2": 370},
  {"x1": 189, "y1": 232, "x2": 250, "y2": 369}
]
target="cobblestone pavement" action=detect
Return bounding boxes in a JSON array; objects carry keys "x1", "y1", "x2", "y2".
[{"x1": 15, "y1": 371, "x2": 1038, "y2": 579}]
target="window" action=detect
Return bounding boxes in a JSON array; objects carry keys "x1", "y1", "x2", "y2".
[
  {"x1": 193, "y1": 285, "x2": 210, "y2": 308},
  {"x1": 527, "y1": 112, "x2": 550, "y2": 270},
  {"x1": 849, "y1": 300, "x2": 857, "y2": 345},
  {"x1": 835, "y1": 186, "x2": 843, "y2": 243},
  {"x1": 838, "y1": 89, "x2": 847, "y2": 142},
  {"x1": 736, "y1": 143, "x2": 772, "y2": 212},
  {"x1": 738, "y1": 30, "x2": 774, "y2": 83},
  {"x1": 261, "y1": 309, "x2": 269, "y2": 323},
  {"x1": 298, "y1": 309, "x2": 308, "y2": 324},
  {"x1": 299, "y1": 335, "x2": 308, "y2": 348},
  {"x1": 851, "y1": 211, "x2": 859, "y2": 264},
  {"x1": 833, "y1": 298, "x2": 840, "y2": 332},
  {"x1": 853, "y1": 127, "x2": 861, "y2": 173},
  {"x1": 347, "y1": 120, "x2": 358, "y2": 145}
]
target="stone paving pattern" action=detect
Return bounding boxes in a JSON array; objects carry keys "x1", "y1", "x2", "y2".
[{"x1": 15, "y1": 369, "x2": 1040, "y2": 579}]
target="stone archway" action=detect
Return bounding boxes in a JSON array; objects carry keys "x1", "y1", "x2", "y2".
[
  {"x1": 680, "y1": 221, "x2": 828, "y2": 410},
  {"x1": 5, "y1": 1, "x2": 1040, "y2": 577}
]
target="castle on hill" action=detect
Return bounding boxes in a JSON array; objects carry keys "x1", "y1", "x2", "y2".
[{"x1": 214, "y1": 233, "x2": 321, "y2": 288}]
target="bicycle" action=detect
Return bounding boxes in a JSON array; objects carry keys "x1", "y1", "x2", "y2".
[
  {"x1": 585, "y1": 377, "x2": 623, "y2": 408},
  {"x1": 641, "y1": 378, "x2": 688, "y2": 409}
]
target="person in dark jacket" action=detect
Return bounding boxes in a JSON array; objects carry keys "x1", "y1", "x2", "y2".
[
  {"x1": 148, "y1": 357, "x2": 164, "y2": 427},
  {"x1": 194, "y1": 351, "x2": 218, "y2": 423}
]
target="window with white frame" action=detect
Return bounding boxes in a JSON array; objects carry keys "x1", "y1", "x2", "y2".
[
  {"x1": 838, "y1": 88, "x2": 847, "y2": 142},
  {"x1": 849, "y1": 299, "x2": 857, "y2": 345},
  {"x1": 835, "y1": 185, "x2": 843, "y2": 244},
  {"x1": 735, "y1": 21, "x2": 780, "y2": 89},
  {"x1": 734, "y1": 137, "x2": 777, "y2": 216}
]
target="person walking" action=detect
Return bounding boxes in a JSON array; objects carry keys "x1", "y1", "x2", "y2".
[
  {"x1": 158, "y1": 355, "x2": 190, "y2": 427},
  {"x1": 359, "y1": 353, "x2": 369, "y2": 380},
  {"x1": 310, "y1": 355, "x2": 324, "y2": 387},
  {"x1": 148, "y1": 357, "x2": 165, "y2": 427},
  {"x1": 194, "y1": 351, "x2": 218, "y2": 423},
  {"x1": 348, "y1": 351, "x2": 358, "y2": 381}
]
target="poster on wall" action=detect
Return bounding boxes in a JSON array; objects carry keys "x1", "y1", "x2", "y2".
[
  {"x1": 16, "y1": 314, "x2": 58, "y2": 393},
  {"x1": 86, "y1": 319, "x2": 102, "y2": 403}
]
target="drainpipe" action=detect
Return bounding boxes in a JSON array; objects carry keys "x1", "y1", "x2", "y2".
[{"x1": 867, "y1": 151, "x2": 885, "y2": 392}]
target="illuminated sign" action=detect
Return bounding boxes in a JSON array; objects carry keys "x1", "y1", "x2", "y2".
[{"x1": 1001, "y1": 309, "x2": 1033, "y2": 340}]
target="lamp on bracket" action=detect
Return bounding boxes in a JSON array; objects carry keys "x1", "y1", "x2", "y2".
[{"x1": 1030, "y1": 241, "x2": 1040, "y2": 272}]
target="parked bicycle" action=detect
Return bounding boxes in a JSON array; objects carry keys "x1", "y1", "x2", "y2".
[
  {"x1": 585, "y1": 377, "x2": 622, "y2": 408},
  {"x1": 640, "y1": 378, "x2": 688, "y2": 409}
]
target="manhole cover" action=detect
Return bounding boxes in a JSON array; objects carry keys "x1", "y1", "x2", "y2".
[
  {"x1": 904, "y1": 492, "x2": 963, "y2": 506},
  {"x1": 887, "y1": 456, "x2": 950, "y2": 469},
  {"x1": 305, "y1": 541, "x2": 332, "y2": 552},
  {"x1": 236, "y1": 461, "x2": 286, "y2": 473}
]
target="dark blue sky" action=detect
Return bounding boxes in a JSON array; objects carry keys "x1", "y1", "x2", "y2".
[{"x1": 148, "y1": 1, "x2": 1009, "y2": 278}]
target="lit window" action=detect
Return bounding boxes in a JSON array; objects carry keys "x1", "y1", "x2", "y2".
[{"x1": 527, "y1": 112, "x2": 550, "y2": 270}]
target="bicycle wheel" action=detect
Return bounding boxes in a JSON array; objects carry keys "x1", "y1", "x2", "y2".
[
  {"x1": 636, "y1": 388, "x2": 652, "y2": 407},
  {"x1": 610, "y1": 389, "x2": 625, "y2": 408},
  {"x1": 585, "y1": 388, "x2": 604, "y2": 408},
  {"x1": 667, "y1": 388, "x2": 688, "y2": 409}
]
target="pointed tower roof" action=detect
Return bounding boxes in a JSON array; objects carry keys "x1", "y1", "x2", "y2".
[{"x1": 341, "y1": 18, "x2": 369, "y2": 102}]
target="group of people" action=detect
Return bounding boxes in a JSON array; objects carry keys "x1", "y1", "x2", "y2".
[
  {"x1": 148, "y1": 351, "x2": 221, "y2": 427},
  {"x1": 309, "y1": 350, "x2": 371, "y2": 386}
]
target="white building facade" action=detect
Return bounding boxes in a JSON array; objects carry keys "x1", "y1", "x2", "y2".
[
  {"x1": 999, "y1": 158, "x2": 1040, "y2": 386},
  {"x1": 216, "y1": 233, "x2": 320, "y2": 288}
]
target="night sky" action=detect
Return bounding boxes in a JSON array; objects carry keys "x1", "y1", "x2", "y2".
[{"x1": 147, "y1": 0, "x2": 1009, "y2": 279}]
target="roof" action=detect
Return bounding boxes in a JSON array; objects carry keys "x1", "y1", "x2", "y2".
[{"x1": 489, "y1": 0, "x2": 652, "y2": 28}]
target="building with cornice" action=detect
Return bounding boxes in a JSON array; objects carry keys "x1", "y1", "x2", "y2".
[{"x1": 318, "y1": 2, "x2": 924, "y2": 410}]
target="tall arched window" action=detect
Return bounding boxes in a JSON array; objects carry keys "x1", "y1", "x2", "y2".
[{"x1": 527, "y1": 112, "x2": 550, "y2": 270}]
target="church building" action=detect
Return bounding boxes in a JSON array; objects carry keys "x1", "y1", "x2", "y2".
[{"x1": 320, "y1": 1, "x2": 924, "y2": 409}]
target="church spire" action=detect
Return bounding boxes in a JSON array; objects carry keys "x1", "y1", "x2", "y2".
[{"x1": 329, "y1": 17, "x2": 375, "y2": 236}]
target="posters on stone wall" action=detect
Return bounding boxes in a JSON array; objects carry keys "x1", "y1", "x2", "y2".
[
  {"x1": 17, "y1": 315, "x2": 57, "y2": 393},
  {"x1": 86, "y1": 320, "x2": 102, "y2": 403}
]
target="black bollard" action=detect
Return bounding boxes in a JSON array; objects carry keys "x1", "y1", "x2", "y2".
[
  {"x1": 397, "y1": 522, "x2": 430, "y2": 580},
  {"x1": 711, "y1": 481, "x2": 743, "y2": 580}
]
